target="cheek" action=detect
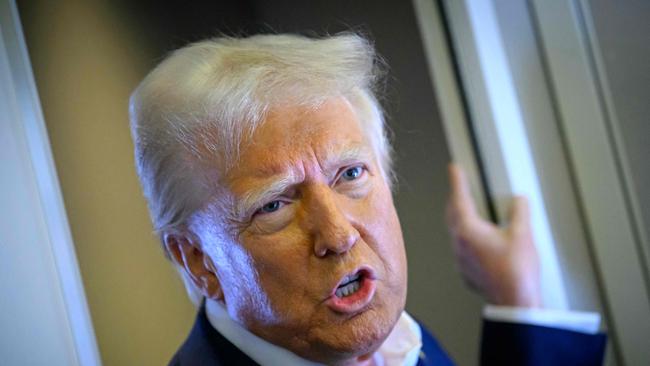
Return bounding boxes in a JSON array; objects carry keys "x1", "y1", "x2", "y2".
[
  {"x1": 245, "y1": 228, "x2": 312, "y2": 295},
  {"x1": 234, "y1": 227, "x2": 313, "y2": 321},
  {"x1": 362, "y1": 186, "x2": 407, "y2": 280},
  {"x1": 363, "y1": 184, "x2": 403, "y2": 239},
  {"x1": 209, "y1": 240, "x2": 277, "y2": 325}
]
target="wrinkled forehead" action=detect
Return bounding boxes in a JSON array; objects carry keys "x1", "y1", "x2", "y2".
[
  {"x1": 232, "y1": 98, "x2": 372, "y2": 173},
  {"x1": 223, "y1": 97, "x2": 376, "y2": 202}
]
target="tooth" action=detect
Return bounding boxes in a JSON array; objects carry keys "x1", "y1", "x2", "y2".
[{"x1": 335, "y1": 278, "x2": 364, "y2": 298}]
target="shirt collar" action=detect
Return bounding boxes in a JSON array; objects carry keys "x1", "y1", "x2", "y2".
[{"x1": 205, "y1": 299, "x2": 422, "y2": 366}]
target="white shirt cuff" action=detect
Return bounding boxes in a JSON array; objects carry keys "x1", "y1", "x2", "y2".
[{"x1": 483, "y1": 305, "x2": 601, "y2": 335}]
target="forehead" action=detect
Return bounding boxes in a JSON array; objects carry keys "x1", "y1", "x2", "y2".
[{"x1": 227, "y1": 97, "x2": 372, "y2": 183}]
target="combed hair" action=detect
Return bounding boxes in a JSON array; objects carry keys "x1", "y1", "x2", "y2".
[{"x1": 129, "y1": 33, "x2": 393, "y2": 239}]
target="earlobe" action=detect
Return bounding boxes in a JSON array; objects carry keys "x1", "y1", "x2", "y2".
[
  {"x1": 163, "y1": 233, "x2": 224, "y2": 301},
  {"x1": 202, "y1": 254, "x2": 224, "y2": 300}
]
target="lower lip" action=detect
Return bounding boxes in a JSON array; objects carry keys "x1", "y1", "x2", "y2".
[{"x1": 325, "y1": 276, "x2": 376, "y2": 314}]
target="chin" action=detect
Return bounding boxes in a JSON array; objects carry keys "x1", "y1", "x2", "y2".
[{"x1": 299, "y1": 303, "x2": 402, "y2": 365}]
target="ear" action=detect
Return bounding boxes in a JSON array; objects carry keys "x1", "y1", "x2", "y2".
[{"x1": 164, "y1": 233, "x2": 224, "y2": 301}]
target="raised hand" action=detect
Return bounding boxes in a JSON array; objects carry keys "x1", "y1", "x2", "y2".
[{"x1": 446, "y1": 163, "x2": 543, "y2": 308}]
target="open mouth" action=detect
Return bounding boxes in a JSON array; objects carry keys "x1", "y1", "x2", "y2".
[
  {"x1": 326, "y1": 268, "x2": 376, "y2": 313},
  {"x1": 335, "y1": 272, "x2": 363, "y2": 298}
]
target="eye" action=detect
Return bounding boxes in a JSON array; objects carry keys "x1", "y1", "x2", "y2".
[
  {"x1": 258, "y1": 200, "x2": 283, "y2": 214},
  {"x1": 340, "y1": 166, "x2": 364, "y2": 181}
]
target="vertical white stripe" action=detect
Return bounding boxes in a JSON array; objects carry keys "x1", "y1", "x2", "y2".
[
  {"x1": 464, "y1": 0, "x2": 568, "y2": 309},
  {"x1": 0, "y1": 0, "x2": 101, "y2": 364}
]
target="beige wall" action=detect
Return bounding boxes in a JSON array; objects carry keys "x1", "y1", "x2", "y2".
[
  {"x1": 18, "y1": 0, "x2": 196, "y2": 365},
  {"x1": 586, "y1": 0, "x2": 650, "y2": 265}
]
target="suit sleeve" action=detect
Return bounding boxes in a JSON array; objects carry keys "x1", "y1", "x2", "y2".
[{"x1": 480, "y1": 320, "x2": 607, "y2": 366}]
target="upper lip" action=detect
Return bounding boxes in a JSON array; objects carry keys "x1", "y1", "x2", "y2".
[{"x1": 328, "y1": 266, "x2": 376, "y2": 297}]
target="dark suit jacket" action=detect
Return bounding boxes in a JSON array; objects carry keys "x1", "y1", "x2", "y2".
[{"x1": 169, "y1": 306, "x2": 606, "y2": 365}]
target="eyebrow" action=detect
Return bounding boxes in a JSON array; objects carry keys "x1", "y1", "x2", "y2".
[
  {"x1": 233, "y1": 144, "x2": 373, "y2": 218},
  {"x1": 235, "y1": 173, "x2": 300, "y2": 218},
  {"x1": 322, "y1": 144, "x2": 373, "y2": 172}
]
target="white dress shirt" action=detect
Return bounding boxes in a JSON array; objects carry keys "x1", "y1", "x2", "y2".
[{"x1": 205, "y1": 299, "x2": 600, "y2": 366}]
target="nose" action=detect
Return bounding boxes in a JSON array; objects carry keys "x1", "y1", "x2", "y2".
[{"x1": 307, "y1": 187, "x2": 360, "y2": 257}]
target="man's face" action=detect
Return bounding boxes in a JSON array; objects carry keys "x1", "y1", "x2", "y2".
[{"x1": 198, "y1": 97, "x2": 407, "y2": 364}]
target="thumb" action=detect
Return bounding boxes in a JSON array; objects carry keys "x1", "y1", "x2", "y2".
[
  {"x1": 447, "y1": 163, "x2": 478, "y2": 222},
  {"x1": 509, "y1": 196, "x2": 530, "y2": 236}
]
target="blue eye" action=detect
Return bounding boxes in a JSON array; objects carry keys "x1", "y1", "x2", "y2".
[
  {"x1": 341, "y1": 166, "x2": 363, "y2": 181},
  {"x1": 260, "y1": 200, "x2": 282, "y2": 213}
]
